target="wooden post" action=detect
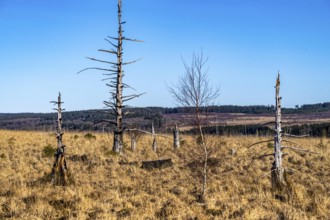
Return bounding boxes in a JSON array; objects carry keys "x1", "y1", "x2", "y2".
[
  {"x1": 50, "y1": 92, "x2": 68, "y2": 186},
  {"x1": 173, "y1": 124, "x2": 180, "y2": 150},
  {"x1": 271, "y1": 72, "x2": 285, "y2": 190},
  {"x1": 152, "y1": 138, "x2": 157, "y2": 153},
  {"x1": 152, "y1": 122, "x2": 157, "y2": 152},
  {"x1": 131, "y1": 132, "x2": 136, "y2": 151}
]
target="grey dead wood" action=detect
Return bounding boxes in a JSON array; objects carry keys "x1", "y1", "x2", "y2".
[
  {"x1": 151, "y1": 122, "x2": 157, "y2": 152},
  {"x1": 271, "y1": 73, "x2": 286, "y2": 190},
  {"x1": 78, "y1": 0, "x2": 143, "y2": 153},
  {"x1": 173, "y1": 124, "x2": 180, "y2": 150},
  {"x1": 50, "y1": 92, "x2": 68, "y2": 186},
  {"x1": 131, "y1": 132, "x2": 136, "y2": 151},
  {"x1": 248, "y1": 72, "x2": 315, "y2": 194}
]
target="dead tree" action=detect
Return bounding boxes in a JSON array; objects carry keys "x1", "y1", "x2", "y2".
[
  {"x1": 151, "y1": 122, "x2": 157, "y2": 152},
  {"x1": 127, "y1": 126, "x2": 172, "y2": 152},
  {"x1": 131, "y1": 132, "x2": 137, "y2": 151},
  {"x1": 50, "y1": 92, "x2": 68, "y2": 186},
  {"x1": 173, "y1": 124, "x2": 180, "y2": 150},
  {"x1": 78, "y1": 0, "x2": 143, "y2": 153},
  {"x1": 248, "y1": 73, "x2": 318, "y2": 192},
  {"x1": 168, "y1": 50, "x2": 220, "y2": 202},
  {"x1": 271, "y1": 73, "x2": 285, "y2": 189}
]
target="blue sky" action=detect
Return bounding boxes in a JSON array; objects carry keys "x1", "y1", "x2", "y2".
[{"x1": 0, "y1": 0, "x2": 329, "y2": 113}]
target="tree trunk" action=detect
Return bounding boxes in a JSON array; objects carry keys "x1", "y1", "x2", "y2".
[
  {"x1": 196, "y1": 108, "x2": 208, "y2": 201},
  {"x1": 152, "y1": 122, "x2": 157, "y2": 152},
  {"x1": 271, "y1": 73, "x2": 286, "y2": 190},
  {"x1": 131, "y1": 133, "x2": 136, "y2": 151},
  {"x1": 152, "y1": 138, "x2": 157, "y2": 153},
  {"x1": 202, "y1": 145, "x2": 208, "y2": 200},
  {"x1": 173, "y1": 124, "x2": 180, "y2": 150},
  {"x1": 51, "y1": 92, "x2": 68, "y2": 186},
  {"x1": 113, "y1": 0, "x2": 124, "y2": 153}
]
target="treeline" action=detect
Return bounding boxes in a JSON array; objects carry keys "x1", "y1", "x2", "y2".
[
  {"x1": 185, "y1": 123, "x2": 330, "y2": 137},
  {"x1": 162, "y1": 102, "x2": 330, "y2": 114},
  {"x1": 0, "y1": 108, "x2": 165, "y2": 132},
  {"x1": 1, "y1": 102, "x2": 330, "y2": 134}
]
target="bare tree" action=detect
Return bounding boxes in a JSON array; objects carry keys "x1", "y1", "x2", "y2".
[
  {"x1": 248, "y1": 73, "x2": 318, "y2": 193},
  {"x1": 168, "y1": 50, "x2": 220, "y2": 202},
  {"x1": 50, "y1": 92, "x2": 68, "y2": 186},
  {"x1": 272, "y1": 73, "x2": 285, "y2": 189},
  {"x1": 78, "y1": 0, "x2": 143, "y2": 153}
]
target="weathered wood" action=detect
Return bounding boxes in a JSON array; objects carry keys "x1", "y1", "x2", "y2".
[
  {"x1": 271, "y1": 72, "x2": 286, "y2": 190},
  {"x1": 151, "y1": 122, "x2": 157, "y2": 152},
  {"x1": 173, "y1": 124, "x2": 180, "y2": 150},
  {"x1": 141, "y1": 159, "x2": 173, "y2": 169},
  {"x1": 78, "y1": 0, "x2": 143, "y2": 153},
  {"x1": 50, "y1": 92, "x2": 68, "y2": 186},
  {"x1": 152, "y1": 138, "x2": 157, "y2": 152},
  {"x1": 112, "y1": 0, "x2": 124, "y2": 153},
  {"x1": 131, "y1": 133, "x2": 136, "y2": 151}
]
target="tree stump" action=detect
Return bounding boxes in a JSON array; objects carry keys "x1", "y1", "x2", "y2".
[
  {"x1": 51, "y1": 145, "x2": 68, "y2": 186},
  {"x1": 141, "y1": 159, "x2": 173, "y2": 170}
]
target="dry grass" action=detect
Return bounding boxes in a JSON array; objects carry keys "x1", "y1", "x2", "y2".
[{"x1": 0, "y1": 130, "x2": 329, "y2": 219}]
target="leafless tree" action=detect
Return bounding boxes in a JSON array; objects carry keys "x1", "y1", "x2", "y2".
[
  {"x1": 50, "y1": 92, "x2": 68, "y2": 186},
  {"x1": 248, "y1": 73, "x2": 318, "y2": 193},
  {"x1": 78, "y1": 0, "x2": 143, "y2": 153},
  {"x1": 168, "y1": 50, "x2": 220, "y2": 202}
]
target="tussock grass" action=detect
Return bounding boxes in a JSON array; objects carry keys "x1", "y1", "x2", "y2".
[{"x1": 0, "y1": 130, "x2": 329, "y2": 219}]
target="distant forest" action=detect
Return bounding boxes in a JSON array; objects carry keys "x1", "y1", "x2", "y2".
[{"x1": 1, "y1": 102, "x2": 330, "y2": 137}]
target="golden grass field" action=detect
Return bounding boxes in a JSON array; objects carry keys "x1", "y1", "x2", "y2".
[{"x1": 0, "y1": 130, "x2": 329, "y2": 219}]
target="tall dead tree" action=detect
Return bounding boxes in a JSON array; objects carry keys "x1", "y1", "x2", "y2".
[
  {"x1": 78, "y1": 0, "x2": 143, "y2": 153},
  {"x1": 248, "y1": 72, "x2": 318, "y2": 193},
  {"x1": 50, "y1": 92, "x2": 68, "y2": 186},
  {"x1": 272, "y1": 73, "x2": 285, "y2": 189},
  {"x1": 168, "y1": 50, "x2": 220, "y2": 202}
]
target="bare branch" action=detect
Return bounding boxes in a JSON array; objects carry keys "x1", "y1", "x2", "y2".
[
  {"x1": 282, "y1": 133, "x2": 310, "y2": 138},
  {"x1": 98, "y1": 49, "x2": 117, "y2": 54},
  {"x1": 122, "y1": 83, "x2": 136, "y2": 90},
  {"x1": 126, "y1": 129, "x2": 171, "y2": 140},
  {"x1": 247, "y1": 139, "x2": 273, "y2": 149},
  {"x1": 282, "y1": 146, "x2": 319, "y2": 154},
  {"x1": 122, "y1": 37, "x2": 144, "y2": 42},
  {"x1": 108, "y1": 36, "x2": 119, "y2": 41},
  {"x1": 86, "y1": 57, "x2": 118, "y2": 65},
  {"x1": 122, "y1": 93, "x2": 146, "y2": 102},
  {"x1": 102, "y1": 77, "x2": 117, "y2": 81},
  {"x1": 262, "y1": 121, "x2": 275, "y2": 126},
  {"x1": 77, "y1": 67, "x2": 116, "y2": 74},
  {"x1": 104, "y1": 37, "x2": 118, "y2": 48},
  {"x1": 122, "y1": 58, "x2": 142, "y2": 65}
]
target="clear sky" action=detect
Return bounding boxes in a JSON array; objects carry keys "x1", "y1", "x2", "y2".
[{"x1": 0, "y1": 0, "x2": 329, "y2": 113}]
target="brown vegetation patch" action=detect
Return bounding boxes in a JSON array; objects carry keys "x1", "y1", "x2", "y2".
[{"x1": 0, "y1": 130, "x2": 329, "y2": 219}]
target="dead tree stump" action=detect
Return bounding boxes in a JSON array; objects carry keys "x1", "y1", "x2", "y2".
[
  {"x1": 272, "y1": 73, "x2": 286, "y2": 190},
  {"x1": 141, "y1": 159, "x2": 173, "y2": 169},
  {"x1": 51, "y1": 145, "x2": 68, "y2": 185},
  {"x1": 131, "y1": 133, "x2": 136, "y2": 151},
  {"x1": 151, "y1": 122, "x2": 157, "y2": 152},
  {"x1": 50, "y1": 92, "x2": 68, "y2": 186},
  {"x1": 173, "y1": 124, "x2": 180, "y2": 150}
]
